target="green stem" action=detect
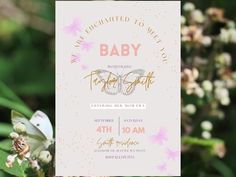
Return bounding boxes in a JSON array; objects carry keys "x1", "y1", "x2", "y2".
[
  {"x1": 37, "y1": 169, "x2": 45, "y2": 177},
  {"x1": 0, "y1": 97, "x2": 33, "y2": 118},
  {"x1": 182, "y1": 136, "x2": 224, "y2": 147}
]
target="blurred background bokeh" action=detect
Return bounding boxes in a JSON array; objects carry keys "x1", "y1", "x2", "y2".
[
  {"x1": 0, "y1": 0, "x2": 236, "y2": 177},
  {"x1": 181, "y1": 0, "x2": 236, "y2": 177},
  {"x1": 0, "y1": 0, "x2": 54, "y2": 176},
  {"x1": 0, "y1": 0, "x2": 55, "y2": 122}
]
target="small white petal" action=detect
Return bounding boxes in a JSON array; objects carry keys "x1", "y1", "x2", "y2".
[{"x1": 25, "y1": 152, "x2": 31, "y2": 158}]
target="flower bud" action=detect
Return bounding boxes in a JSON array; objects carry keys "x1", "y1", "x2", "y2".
[
  {"x1": 13, "y1": 123, "x2": 26, "y2": 134},
  {"x1": 183, "y1": 2, "x2": 195, "y2": 12},
  {"x1": 227, "y1": 21, "x2": 235, "y2": 29},
  {"x1": 38, "y1": 151, "x2": 52, "y2": 164},
  {"x1": 219, "y1": 28, "x2": 230, "y2": 43},
  {"x1": 202, "y1": 80, "x2": 213, "y2": 92},
  {"x1": 30, "y1": 160, "x2": 40, "y2": 171},
  {"x1": 215, "y1": 87, "x2": 229, "y2": 100},
  {"x1": 201, "y1": 36, "x2": 212, "y2": 46},
  {"x1": 183, "y1": 104, "x2": 196, "y2": 115},
  {"x1": 10, "y1": 132, "x2": 19, "y2": 139},
  {"x1": 191, "y1": 10, "x2": 205, "y2": 23},
  {"x1": 201, "y1": 121, "x2": 213, "y2": 131},
  {"x1": 194, "y1": 87, "x2": 204, "y2": 98},
  {"x1": 220, "y1": 97, "x2": 230, "y2": 106},
  {"x1": 202, "y1": 131, "x2": 211, "y2": 139}
]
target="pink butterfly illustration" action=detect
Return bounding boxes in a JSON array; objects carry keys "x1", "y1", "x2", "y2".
[
  {"x1": 166, "y1": 148, "x2": 179, "y2": 161},
  {"x1": 64, "y1": 18, "x2": 81, "y2": 36},
  {"x1": 70, "y1": 54, "x2": 80, "y2": 63},
  {"x1": 156, "y1": 162, "x2": 167, "y2": 172},
  {"x1": 150, "y1": 127, "x2": 168, "y2": 145},
  {"x1": 81, "y1": 64, "x2": 89, "y2": 70},
  {"x1": 81, "y1": 41, "x2": 93, "y2": 52}
]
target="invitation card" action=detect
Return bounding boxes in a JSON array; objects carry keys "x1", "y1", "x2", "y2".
[{"x1": 56, "y1": 1, "x2": 180, "y2": 176}]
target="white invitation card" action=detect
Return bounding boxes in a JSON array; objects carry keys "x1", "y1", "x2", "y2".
[{"x1": 56, "y1": 1, "x2": 180, "y2": 176}]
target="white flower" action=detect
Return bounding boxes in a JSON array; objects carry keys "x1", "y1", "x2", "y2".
[
  {"x1": 38, "y1": 151, "x2": 52, "y2": 164},
  {"x1": 191, "y1": 10, "x2": 205, "y2": 23},
  {"x1": 13, "y1": 123, "x2": 26, "y2": 134},
  {"x1": 219, "y1": 28, "x2": 230, "y2": 43},
  {"x1": 227, "y1": 21, "x2": 235, "y2": 29},
  {"x1": 201, "y1": 121, "x2": 213, "y2": 131},
  {"x1": 10, "y1": 132, "x2": 19, "y2": 139},
  {"x1": 214, "y1": 80, "x2": 225, "y2": 88},
  {"x1": 215, "y1": 87, "x2": 229, "y2": 100},
  {"x1": 218, "y1": 27, "x2": 236, "y2": 43},
  {"x1": 183, "y1": 104, "x2": 196, "y2": 115},
  {"x1": 181, "y1": 67, "x2": 200, "y2": 95},
  {"x1": 201, "y1": 36, "x2": 212, "y2": 46},
  {"x1": 225, "y1": 79, "x2": 236, "y2": 89},
  {"x1": 229, "y1": 28, "x2": 236, "y2": 43},
  {"x1": 202, "y1": 131, "x2": 211, "y2": 139},
  {"x1": 220, "y1": 97, "x2": 230, "y2": 106},
  {"x1": 202, "y1": 80, "x2": 213, "y2": 92},
  {"x1": 215, "y1": 52, "x2": 231, "y2": 67},
  {"x1": 183, "y1": 2, "x2": 195, "y2": 12},
  {"x1": 214, "y1": 87, "x2": 230, "y2": 106},
  {"x1": 194, "y1": 87, "x2": 205, "y2": 98},
  {"x1": 221, "y1": 53, "x2": 232, "y2": 66}
]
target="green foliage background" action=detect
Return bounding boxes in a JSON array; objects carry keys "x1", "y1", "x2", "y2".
[
  {"x1": 182, "y1": 0, "x2": 236, "y2": 177},
  {"x1": 0, "y1": 0, "x2": 54, "y2": 176},
  {"x1": 0, "y1": 0, "x2": 236, "y2": 177}
]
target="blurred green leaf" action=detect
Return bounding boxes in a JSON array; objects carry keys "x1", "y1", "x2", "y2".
[
  {"x1": 0, "y1": 20, "x2": 22, "y2": 37},
  {"x1": 0, "y1": 81, "x2": 33, "y2": 118},
  {"x1": 0, "y1": 170, "x2": 11, "y2": 177},
  {"x1": 0, "y1": 139, "x2": 12, "y2": 151},
  {"x1": 0, "y1": 149, "x2": 27, "y2": 177},
  {"x1": 0, "y1": 97, "x2": 32, "y2": 118},
  {"x1": 0, "y1": 123, "x2": 12, "y2": 137},
  {"x1": 0, "y1": 81, "x2": 26, "y2": 106},
  {"x1": 211, "y1": 158, "x2": 235, "y2": 177}
]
